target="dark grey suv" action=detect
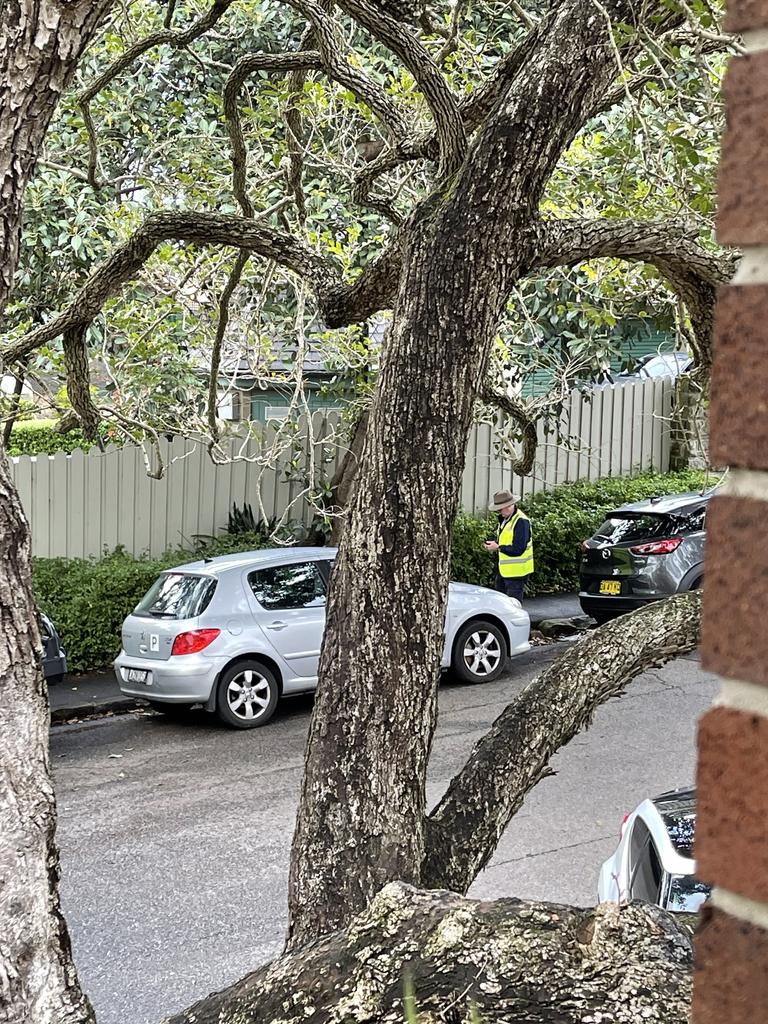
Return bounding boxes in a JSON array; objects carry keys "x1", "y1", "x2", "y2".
[{"x1": 579, "y1": 490, "x2": 713, "y2": 623}]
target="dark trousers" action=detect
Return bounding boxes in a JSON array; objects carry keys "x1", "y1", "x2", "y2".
[{"x1": 495, "y1": 575, "x2": 526, "y2": 603}]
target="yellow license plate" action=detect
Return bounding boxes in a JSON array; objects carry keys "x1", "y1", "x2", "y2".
[{"x1": 599, "y1": 581, "x2": 622, "y2": 595}]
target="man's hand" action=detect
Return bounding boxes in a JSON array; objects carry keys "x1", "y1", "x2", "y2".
[{"x1": 484, "y1": 540, "x2": 499, "y2": 552}]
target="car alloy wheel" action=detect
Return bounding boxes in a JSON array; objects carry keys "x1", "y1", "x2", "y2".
[
  {"x1": 227, "y1": 669, "x2": 272, "y2": 722},
  {"x1": 450, "y1": 619, "x2": 508, "y2": 684},
  {"x1": 216, "y1": 659, "x2": 279, "y2": 729},
  {"x1": 463, "y1": 629, "x2": 502, "y2": 678}
]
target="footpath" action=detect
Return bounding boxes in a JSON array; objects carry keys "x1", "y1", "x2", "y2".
[{"x1": 48, "y1": 592, "x2": 583, "y2": 724}]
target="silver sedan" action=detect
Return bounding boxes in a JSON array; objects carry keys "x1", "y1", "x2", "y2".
[{"x1": 115, "y1": 547, "x2": 531, "y2": 728}]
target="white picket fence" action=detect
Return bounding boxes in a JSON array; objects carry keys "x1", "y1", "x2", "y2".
[{"x1": 9, "y1": 377, "x2": 673, "y2": 559}]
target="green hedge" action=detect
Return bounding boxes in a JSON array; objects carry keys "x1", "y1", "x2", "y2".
[
  {"x1": 451, "y1": 469, "x2": 709, "y2": 595},
  {"x1": 34, "y1": 469, "x2": 710, "y2": 673},
  {"x1": 7, "y1": 419, "x2": 112, "y2": 456}
]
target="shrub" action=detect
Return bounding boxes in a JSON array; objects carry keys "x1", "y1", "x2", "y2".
[
  {"x1": 33, "y1": 550, "x2": 174, "y2": 673},
  {"x1": 6, "y1": 419, "x2": 110, "y2": 456}
]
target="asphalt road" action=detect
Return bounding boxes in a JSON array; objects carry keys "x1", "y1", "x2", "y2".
[{"x1": 51, "y1": 643, "x2": 717, "y2": 1024}]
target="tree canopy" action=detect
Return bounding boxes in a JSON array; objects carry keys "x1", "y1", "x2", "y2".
[{"x1": 3, "y1": 0, "x2": 733, "y2": 458}]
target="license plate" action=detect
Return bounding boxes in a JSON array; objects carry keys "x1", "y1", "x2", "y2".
[
  {"x1": 599, "y1": 581, "x2": 622, "y2": 596},
  {"x1": 126, "y1": 668, "x2": 150, "y2": 684}
]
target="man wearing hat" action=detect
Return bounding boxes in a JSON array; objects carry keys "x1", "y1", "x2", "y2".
[{"x1": 484, "y1": 489, "x2": 534, "y2": 603}]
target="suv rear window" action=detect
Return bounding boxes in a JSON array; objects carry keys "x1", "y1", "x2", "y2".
[
  {"x1": 593, "y1": 514, "x2": 677, "y2": 545},
  {"x1": 135, "y1": 573, "x2": 217, "y2": 619}
]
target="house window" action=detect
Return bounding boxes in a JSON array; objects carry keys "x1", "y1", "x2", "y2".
[{"x1": 265, "y1": 406, "x2": 291, "y2": 421}]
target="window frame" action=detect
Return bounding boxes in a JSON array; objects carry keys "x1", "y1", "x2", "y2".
[{"x1": 247, "y1": 560, "x2": 328, "y2": 612}]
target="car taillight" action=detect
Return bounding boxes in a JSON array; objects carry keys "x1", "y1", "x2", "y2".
[
  {"x1": 620, "y1": 813, "x2": 630, "y2": 838},
  {"x1": 580, "y1": 540, "x2": 589, "y2": 552},
  {"x1": 629, "y1": 537, "x2": 683, "y2": 556},
  {"x1": 171, "y1": 628, "x2": 221, "y2": 656}
]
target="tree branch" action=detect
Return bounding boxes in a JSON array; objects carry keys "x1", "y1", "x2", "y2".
[
  {"x1": 62, "y1": 325, "x2": 102, "y2": 442},
  {"x1": 533, "y1": 218, "x2": 737, "y2": 370},
  {"x1": 322, "y1": 233, "x2": 405, "y2": 327},
  {"x1": 422, "y1": 591, "x2": 702, "y2": 893},
  {"x1": 1, "y1": 212, "x2": 342, "y2": 366},
  {"x1": 78, "y1": 0, "x2": 238, "y2": 187},
  {"x1": 286, "y1": 0, "x2": 410, "y2": 142},
  {"x1": 165, "y1": 883, "x2": 694, "y2": 1024},
  {"x1": 478, "y1": 386, "x2": 538, "y2": 477},
  {"x1": 223, "y1": 51, "x2": 324, "y2": 217},
  {"x1": 207, "y1": 249, "x2": 250, "y2": 442},
  {"x1": 336, "y1": 0, "x2": 467, "y2": 176}
]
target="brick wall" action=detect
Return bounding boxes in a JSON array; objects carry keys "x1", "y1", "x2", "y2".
[{"x1": 695, "y1": 6, "x2": 768, "y2": 1021}]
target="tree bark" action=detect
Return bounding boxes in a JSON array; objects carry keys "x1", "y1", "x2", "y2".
[
  {"x1": 0, "y1": 3, "x2": 110, "y2": 1021},
  {"x1": 0, "y1": 453, "x2": 96, "y2": 1024},
  {"x1": 287, "y1": 0, "x2": 673, "y2": 948},
  {"x1": 167, "y1": 883, "x2": 695, "y2": 1024},
  {"x1": 327, "y1": 409, "x2": 369, "y2": 546},
  {"x1": 0, "y1": 1, "x2": 111, "y2": 312}
]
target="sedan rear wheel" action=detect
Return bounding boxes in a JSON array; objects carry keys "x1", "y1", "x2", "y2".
[
  {"x1": 451, "y1": 620, "x2": 507, "y2": 684},
  {"x1": 216, "y1": 660, "x2": 279, "y2": 729}
]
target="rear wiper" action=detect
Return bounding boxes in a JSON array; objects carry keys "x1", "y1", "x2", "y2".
[{"x1": 147, "y1": 610, "x2": 176, "y2": 618}]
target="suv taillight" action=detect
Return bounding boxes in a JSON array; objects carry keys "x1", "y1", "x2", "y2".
[
  {"x1": 629, "y1": 537, "x2": 683, "y2": 556},
  {"x1": 171, "y1": 628, "x2": 221, "y2": 656}
]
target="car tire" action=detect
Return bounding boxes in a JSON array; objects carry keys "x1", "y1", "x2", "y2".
[
  {"x1": 146, "y1": 700, "x2": 194, "y2": 718},
  {"x1": 689, "y1": 576, "x2": 703, "y2": 591},
  {"x1": 216, "y1": 660, "x2": 279, "y2": 729},
  {"x1": 451, "y1": 620, "x2": 507, "y2": 684}
]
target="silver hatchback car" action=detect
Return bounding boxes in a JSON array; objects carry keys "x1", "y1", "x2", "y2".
[{"x1": 115, "y1": 547, "x2": 531, "y2": 728}]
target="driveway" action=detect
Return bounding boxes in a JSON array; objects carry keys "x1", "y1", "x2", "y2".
[{"x1": 51, "y1": 644, "x2": 717, "y2": 1024}]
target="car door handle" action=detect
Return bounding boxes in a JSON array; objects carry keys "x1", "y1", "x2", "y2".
[{"x1": 267, "y1": 621, "x2": 287, "y2": 631}]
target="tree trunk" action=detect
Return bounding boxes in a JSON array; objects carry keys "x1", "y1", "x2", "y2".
[
  {"x1": 287, "y1": 0, "x2": 671, "y2": 947},
  {"x1": 0, "y1": 453, "x2": 96, "y2": 1024},
  {"x1": 167, "y1": 883, "x2": 695, "y2": 1024},
  {"x1": 0, "y1": 3, "x2": 110, "y2": 1021},
  {"x1": 669, "y1": 372, "x2": 710, "y2": 471},
  {"x1": 0, "y1": 1, "x2": 111, "y2": 314}
]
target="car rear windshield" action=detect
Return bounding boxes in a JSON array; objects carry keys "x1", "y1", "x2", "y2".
[
  {"x1": 593, "y1": 514, "x2": 678, "y2": 545},
  {"x1": 592, "y1": 506, "x2": 706, "y2": 545},
  {"x1": 134, "y1": 573, "x2": 217, "y2": 619}
]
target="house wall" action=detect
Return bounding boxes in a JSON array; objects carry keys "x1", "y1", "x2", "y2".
[{"x1": 694, "y1": 8, "x2": 768, "y2": 1021}]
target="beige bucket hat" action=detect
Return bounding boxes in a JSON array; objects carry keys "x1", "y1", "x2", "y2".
[{"x1": 489, "y1": 489, "x2": 520, "y2": 511}]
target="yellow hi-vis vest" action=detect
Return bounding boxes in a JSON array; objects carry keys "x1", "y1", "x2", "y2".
[{"x1": 497, "y1": 509, "x2": 534, "y2": 578}]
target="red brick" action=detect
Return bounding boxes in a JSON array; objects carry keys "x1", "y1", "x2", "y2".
[
  {"x1": 725, "y1": 1, "x2": 768, "y2": 32},
  {"x1": 711, "y1": 285, "x2": 768, "y2": 469},
  {"x1": 696, "y1": 707, "x2": 768, "y2": 900},
  {"x1": 693, "y1": 906, "x2": 768, "y2": 1024},
  {"x1": 718, "y1": 54, "x2": 768, "y2": 245},
  {"x1": 702, "y1": 496, "x2": 768, "y2": 687}
]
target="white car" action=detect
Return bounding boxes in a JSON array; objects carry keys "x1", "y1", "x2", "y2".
[
  {"x1": 597, "y1": 787, "x2": 709, "y2": 912},
  {"x1": 115, "y1": 547, "x2": 531, "y2": 728}
]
